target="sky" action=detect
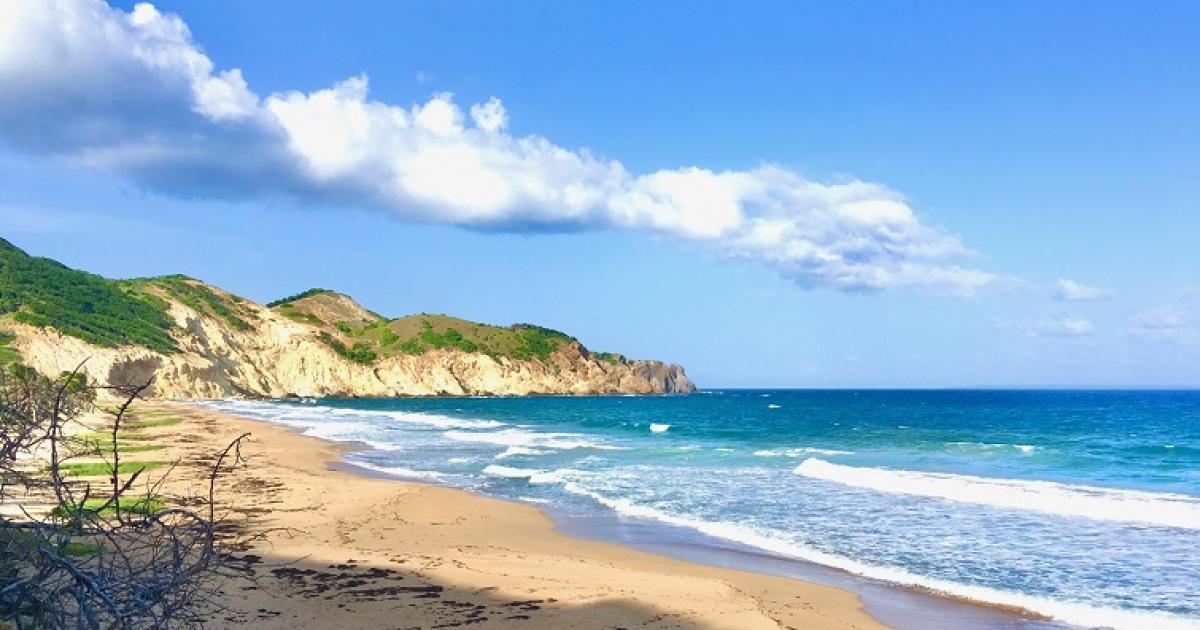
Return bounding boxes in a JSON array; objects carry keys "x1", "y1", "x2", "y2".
[{"x1": 0, "y1": 0, "x2": 1197, "y2": 388}]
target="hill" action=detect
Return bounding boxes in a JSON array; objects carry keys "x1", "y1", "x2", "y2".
[{"x1": 0, "y1": 238, "x2": 693, "y2": 397}]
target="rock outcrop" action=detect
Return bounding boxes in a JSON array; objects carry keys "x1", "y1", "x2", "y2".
[{"x1": 8, "y1": 288, "x2": 694, "y2": 399}]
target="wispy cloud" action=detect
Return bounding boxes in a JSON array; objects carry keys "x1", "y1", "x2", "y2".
[
  {"x1": 0, "y1": 0, "x2": 1012, "y2": 295},
  {"x1": 1023, "y1": 316, "x2": 1094, "y2": 338},
  {"x1": 1130, "y1": 291, "x2": 1197, "y2": 344},
  {"x1": 1053, "y1": 279, "x2": 1112, "y2": 301}
]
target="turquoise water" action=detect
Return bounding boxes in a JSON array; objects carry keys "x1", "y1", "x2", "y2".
[{"x1": 199, "y1": 390, "x2": 1200, "y2": 629}]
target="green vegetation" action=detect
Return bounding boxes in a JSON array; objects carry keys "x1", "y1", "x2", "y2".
[
  {"x1": 278, "y1": 303, "x2": 324, "y2": 325},
  {"x1": 122, "y1": 275, "x2": 253, "y2": 331},
  {"x1": 123, "y1": 416, "x2": 181, "y2": 430},
  {"x1": 377, "y1": 327, "x2": 399, "y2": 346},
  {"x1": 51, "y1": 497, "x2": 166, "y2": 518},
  {"x1": 0, "y1": 238, "x2": 178, "y2": 353},
  {"x1": 416, "y1": 322, "x2": 479, "y2": 353},
  {"x1": 593, "y1": 351, "x2": 621, "y2": 365},
  {"x1": 318, "y1": 332, "x2": 377, "y2": 365},
  {"x1": 0, "y1": 330, "x2": 20, "y2": 365},
  {"x1": 266, "y1": 288, "x2": 330, "y2": 308},
  {"x1": 509, "y1": 324, "x2": 572, "y2": 360},
  {"x1": 130, "y1": 409, "x2": 175, "y2": 418},
  {"x1": 72, "y1": 433, "x2": 166, "y2": 454},
  {"x1": 63, "y1": 541, "x2": 103, "y2": 557},
  {"x1": 0, "y1": 238, "x2": 612, "y2": 368},
  {"x1": 57, "y1": 461, "x2": 167, "y2": 477},
  {"x1": 330, "y1": 314, "x2": 581, "y2": 364},
  {"x1": 77, "y1": 430, "x2": 153, "y2": 443}
]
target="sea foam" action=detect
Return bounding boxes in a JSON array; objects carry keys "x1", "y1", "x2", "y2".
[
  {"x1": 350, "y1": 461, "x2": 445, "y2": 481},
  {"x1": 794, "y1": 458, "x2": 1200, "y2": 530},
  {"x1": 444, "y1": 428, "x2": 620, "y2": 450},
  {"x1": 481, "y1": 465, "x2": 570, "y2": 484},
  {"x1": 556, "y1": 481, "x2": 1200, "y2": 630},
  {"x1": 753, "y1": 447, "x2": 854, "y2": 458}
]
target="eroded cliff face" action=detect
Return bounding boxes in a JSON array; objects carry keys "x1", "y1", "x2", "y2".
[{"x1": 9, "y1": 298, "x2": 694, "y2": 399}]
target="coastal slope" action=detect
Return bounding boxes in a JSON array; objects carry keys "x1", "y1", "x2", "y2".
[{"x1": 0, "y1": 238, "x2": 693, "y2": 398}]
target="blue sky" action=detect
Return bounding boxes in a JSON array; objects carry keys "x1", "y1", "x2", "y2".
[{"x1": 1, "y1": 0, "x2": 1197, "y2": 387}]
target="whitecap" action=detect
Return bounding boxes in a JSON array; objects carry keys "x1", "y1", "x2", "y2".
[
  {"x1": 794, "y1": 458, "x2": 1200, "y2": 530},
  {"x1": 495, "y1": 446, "x2": 550, "y2": 459},
  {"x1": 444, "y1": 428, "x2": 621, "y2": 450},
  {"x1": 558, "y1": 481, "x2": 1200, "y2": 630},
  {"x1": 482, "y1": 465, "x2": 541, "y2": 479},
  {"x1": 481, "y1": 465, "x2": 572, "y2": 485},
  {"x1": 753, "y1": 447, "x2": 854, "y2": 458},
  {"x1": 351, "y1": 461, "x2": 444, "y2": 481},
  {"x1": 337, "y1": 408, "x2": 504, "y2": 429}
]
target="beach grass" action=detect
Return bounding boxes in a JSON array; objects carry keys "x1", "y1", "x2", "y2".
[
  {"x1": 123, "y1": 416, "x2": 181, "y2": 430},
  {"x1": 63, "y1": 541, "x2": 103, "y2": 557},
  {"x1": 56, "y1": 461, "x2": 167, "y2": 477},
  {"x1": 51, "y1": 497, "x2": 166, "y2": 518},
  {"x1": 71, "y1": 434, "x2": 167, "y2": 454}
]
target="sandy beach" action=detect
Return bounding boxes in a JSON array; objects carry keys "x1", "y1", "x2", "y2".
[{"x1": 73, "y1": 401, "x2": 889, "y2": 629}]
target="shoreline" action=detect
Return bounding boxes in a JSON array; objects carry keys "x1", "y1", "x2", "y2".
[
  {"x1": 336, "y1": 458, "x2": 1053, "y2": 630},
  {"x1": 123, "y1": 400, "x2": 889, "y2": 628},
  {"x1": 134, "y1": 399, "x2": 1060, "y2": 629}
]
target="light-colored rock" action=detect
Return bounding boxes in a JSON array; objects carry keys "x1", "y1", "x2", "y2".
[{"x1": 9, "y1": 297, "x2": 694, "y2": 399}]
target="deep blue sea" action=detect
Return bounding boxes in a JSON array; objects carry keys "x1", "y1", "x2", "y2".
[{"x1": 197, "y1": 390, "x2": 1200, "y2": 629}]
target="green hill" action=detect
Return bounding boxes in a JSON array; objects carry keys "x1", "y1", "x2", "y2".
[
  {"x1": 0, "y1": 238, "x2": 178, "y2": 353},
  {"x1": 273, "y1": 291, "x2": 590, "y2": 364},
  {"x1": 0, "y1": 239, "x2": 615, "y2": 366}
]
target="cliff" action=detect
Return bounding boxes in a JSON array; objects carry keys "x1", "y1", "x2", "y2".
[{"x1": 0, "y1": 239, "x2": 694, "y2": 398}]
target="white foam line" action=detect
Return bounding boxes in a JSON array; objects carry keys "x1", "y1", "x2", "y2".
[
  {"x1": 556, "y1": 481, "x2": 1200, "y2": 630},
  {"x1": 444, "y1": 428, "x2": 622, "y2": 451},
  {"x1": 795, "y1": 458, "x2": 1200, "y2": 530},
  {"x1": 351, "y1": 461, "x2": 445, "y2": 481}
]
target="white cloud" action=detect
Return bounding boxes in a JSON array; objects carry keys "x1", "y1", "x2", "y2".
[
  {"x1": 0, "y1": 0, "x2": 1011, "y2": 295},
  {"x1": 1053, "y1": 279, "x2": 1112, "y2": 301},
  {"x1": 1024, "y1": 316, "x2": 1094, "y2": 338},
  {"x1": 1130, "y1": 293, "x2": 1197, "y2": 344}
]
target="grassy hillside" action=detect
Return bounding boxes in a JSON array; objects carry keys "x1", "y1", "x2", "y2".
[
  {"x1": 0, "y1": 238, "x2": 618, "y2": 368},
  {"x1": 118, "y1": 275, "x2": 257, "y2": 332},
  {"x1": 0, "y1": 238, "x2": 178, "y2": 353},
  {"x1": 272, "y1": 290, "x2": 589, "y2": 364}
]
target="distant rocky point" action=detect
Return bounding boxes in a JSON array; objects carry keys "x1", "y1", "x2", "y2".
[{"x1": 0, "y1": 238, "x2": 694, "y2": 398}]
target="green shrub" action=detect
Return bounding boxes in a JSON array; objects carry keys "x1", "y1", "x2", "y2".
[
  {"x1": 266, "y1": 288, "x2": 329, "y2": 308},
  {"x1": 318, "y1": 332, "x2": 376, "y2": 365},
  {"x1": 0, "y1": 330, "x2": 20, "y2": 365},
  {"x1": 378, "y1": 327, "x2": 399, "y2": 346},
  {"x1": 593, "y1": 352, "x2": 621, "y2": 365},
  {"x1": 131, "y1": 275, "x2": 253, "y2": 331},
  {"x1": 280, "y1": 305, "x2": 323, "y2": 325}
]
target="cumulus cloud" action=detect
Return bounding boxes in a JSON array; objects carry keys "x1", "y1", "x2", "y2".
[
  {"x1": 1053, "y1": 279, "x2": 1112, "y2": 301},
  {"x1": 1024, "y1": 316, "x2": 1094, "y2": 338},
  {"x1": 0, "y1": 0, "x2": 1011, "y2": 295}
]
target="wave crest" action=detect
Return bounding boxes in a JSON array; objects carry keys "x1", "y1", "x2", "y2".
[{"x1": 794, "y1": 458, "x2": 1200, "y2": 530}]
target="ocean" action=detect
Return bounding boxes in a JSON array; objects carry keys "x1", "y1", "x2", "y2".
[{"x1": 195, "y1": 390, "x2": 1200, "y2": 629}]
